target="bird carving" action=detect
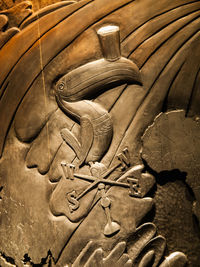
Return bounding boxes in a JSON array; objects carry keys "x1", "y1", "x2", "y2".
[{"x1": 55, "y1": 25, "x2": 142, "y2": 168}]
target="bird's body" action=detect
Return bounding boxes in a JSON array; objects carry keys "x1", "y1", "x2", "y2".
[{"x1": 57, "y1": 97, "x2": 112, "y2": 167}]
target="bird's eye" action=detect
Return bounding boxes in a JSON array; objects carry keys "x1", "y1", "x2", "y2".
[{"x1": 58, "y1": 81, "x2": 65, "y2": 91}]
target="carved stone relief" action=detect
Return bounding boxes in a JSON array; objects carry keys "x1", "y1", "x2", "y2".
[{"x1": 0, "y1": 0, "x2": 200, "y2": 266}]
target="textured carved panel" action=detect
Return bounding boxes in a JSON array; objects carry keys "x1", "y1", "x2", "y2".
[{"x1": 0, "y1": 0, "x2": 199, "y2": 266}]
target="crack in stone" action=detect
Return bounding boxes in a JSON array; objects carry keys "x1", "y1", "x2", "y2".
[
  {"x1": 22, "y1": 250, "x2": 56, "y2": 266},
  {"x1": 0, "y1": 250, "x2": 16, "y2": 266},
  {"x1": 0, "y1": 186, "x2": 3, "y2": 200}
]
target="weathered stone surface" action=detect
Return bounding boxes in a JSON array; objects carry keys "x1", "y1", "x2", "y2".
[
  {"x1": 0, "y1": 0, "x2": 200, "y2": 266},
  {"x1": 142, "y1": 110, "x2": 200, "y2": 266}
]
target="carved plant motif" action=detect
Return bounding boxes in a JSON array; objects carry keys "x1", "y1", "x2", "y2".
[{"x1": 72, "y1": 223, "x2": 187, "y2": 267}]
